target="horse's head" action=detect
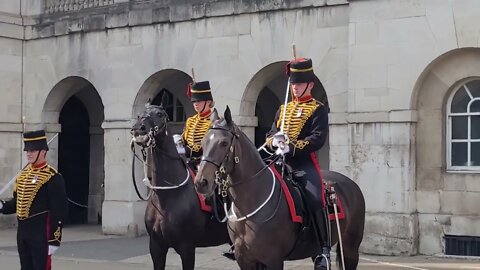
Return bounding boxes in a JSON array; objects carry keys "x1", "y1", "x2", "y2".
[
  {"x1": 195, "y1": 106, "x2": 238, "y2": 197},
  {"x1": 131, "y1": 98, "x2": 170, "y2": 148}
]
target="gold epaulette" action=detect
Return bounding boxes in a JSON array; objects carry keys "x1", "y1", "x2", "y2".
[
  {"x1": 276, "y1": 99, "x2": 320, "y2": 149},
  {"x1": 16, "y1": 165, "x2": 56, "y2": 220},
  {"x1": 183, "y1": 114, "x2": 212, "y2": 153}
]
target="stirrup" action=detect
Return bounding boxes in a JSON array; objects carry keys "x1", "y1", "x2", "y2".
[{"x1": 314, "y1": 254, "x2": 330, "y2": 270}]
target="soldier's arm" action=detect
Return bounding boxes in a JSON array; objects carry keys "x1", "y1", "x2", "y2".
[
  {"x1": 0, "y1": 192, "x2": 17, "y2": 215},
  {"x1": 46, "y1": 174, "x2": 68, "y2": 246},
  {"x1": 290, "y1": 105, "x2": 329, "y2": 157},
  {"x1": 265, "y1": 108, "x2": 281, "y2": 149}
]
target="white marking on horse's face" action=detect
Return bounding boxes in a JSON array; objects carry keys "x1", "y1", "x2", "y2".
[{"x1": 208, "y1": 133, "x2": 215, "y2": 141}]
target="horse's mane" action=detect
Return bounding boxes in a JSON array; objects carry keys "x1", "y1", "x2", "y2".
[{"x1": 212, "y1": 117, "x2": 265, "y2": 164}]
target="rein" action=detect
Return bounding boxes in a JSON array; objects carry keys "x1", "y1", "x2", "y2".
[
  {"x1": 203, "y1": 126, "x2": 283, "y2": 222},
  {"x1": 131, "y1": 122, "x2": 192, "y2": 201}
]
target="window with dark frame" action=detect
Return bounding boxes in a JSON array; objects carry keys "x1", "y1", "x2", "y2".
[
  {"x1": 448, "y1": 80, "x2": 480, "y2": 170},
  {"x1": 151, "y1": 88, "x2": 186, "y2": 123}
]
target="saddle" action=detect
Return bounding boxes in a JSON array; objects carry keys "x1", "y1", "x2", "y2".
[{"x1": 271, "y1": 162, "x2": 345, "y2": 224}]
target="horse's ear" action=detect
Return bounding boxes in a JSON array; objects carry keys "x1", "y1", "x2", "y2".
[
  {"x1": 224, "y1": 106, "x2": 232, "y2": 125},
  {"x1": 160, "y1": 92, "x2": 169, "y2": 108},
  {"x1": 145, "y1": 98, "x2": 152, "y2": 108},
  {"x1": 211, "y1": 108, "x2": 219, "y2": 122}
]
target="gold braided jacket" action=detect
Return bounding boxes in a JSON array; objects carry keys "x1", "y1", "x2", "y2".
[
  {"x1": 274, "y1": 99, "x2": 320, "y2": 149},
  {"x1": 15, "y1": 164, "x2": 56, "y2": 220},
  {"x1": 183, "y1": 112, "x2": 212, "y2": 153}
]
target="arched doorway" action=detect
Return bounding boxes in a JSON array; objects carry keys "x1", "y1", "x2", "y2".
[
  {"x1": 151, "y1": 88, "x2": 187, "y2": 134},
  {"x1": 59, "y1": 96, "x2": 90, "y2": 224},
  {"x1": 244, "y1": 62, "x2": 330, "y2": 168},
  {"x1": 133, "y1": 69, "x2": 193, "y2": 133},
  {"x1": 43, "y1": 77, "x2": 105, "y2": 225}
]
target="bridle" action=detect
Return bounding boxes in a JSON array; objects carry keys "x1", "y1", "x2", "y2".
[
  {"x1": 200, "y1": 125, "x2": 282, "y2": 222},
  {"x1": 131, "y1": 108, "x2": 190, "y2": 201},
  {"x1": 200, "y1": 126, "x2": 240, "y2": 198}
]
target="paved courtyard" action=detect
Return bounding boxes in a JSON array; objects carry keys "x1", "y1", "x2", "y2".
[{"x1": 0, "y1": 225, "x2": 478, "y2": 270}]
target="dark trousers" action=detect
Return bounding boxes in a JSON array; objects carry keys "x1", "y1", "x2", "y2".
[
  {"x1": 17, "y1": 214, "x2": 51, "y2": 270},
  {"x1": 290, "y1": 153, "x2": 329, "y2": 249},
  {"x1": 290, "y1": 153, "x2": 325, "y2": 208}
]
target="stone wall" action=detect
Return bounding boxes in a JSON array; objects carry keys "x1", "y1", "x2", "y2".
[{"x1": 0, "y1": 0, "x2": 479, "y2": 255}]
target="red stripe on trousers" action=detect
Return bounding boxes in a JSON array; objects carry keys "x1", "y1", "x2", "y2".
[
  {"x1": 309, "y1": 152, "x2": 326, "y2": 207},
  {"x1": 45, "y1": 213, "x2": 52, "y2": 270}
]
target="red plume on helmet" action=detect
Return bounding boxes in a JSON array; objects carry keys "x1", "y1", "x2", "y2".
[
  {"x1": 186, "y1": 82, "x2": 192, "y2": 98},
  {"x1": 285, "y1": 57, "x2": 307, "y2": 77}
]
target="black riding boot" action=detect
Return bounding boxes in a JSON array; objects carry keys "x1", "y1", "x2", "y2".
[
  {"x1": 312, "y1": 208, "x2": 331, "y2": 270},
  {"x1": 222, "y1": 244, "x2": 236, "y2": 260}
]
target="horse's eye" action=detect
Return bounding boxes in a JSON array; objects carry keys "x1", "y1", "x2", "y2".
[{"x1": 220, "y1": 141, "x2": 228, "y2": 147}]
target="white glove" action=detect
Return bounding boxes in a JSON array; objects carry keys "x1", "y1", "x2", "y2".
[
  {"x1": 48, "y1": 245, "x2": 58, "y2": 255},
  {"x1": 275, "y1": 144, "x2": 290, "y2": 156},
  {"x1": 272, "y1": 132, "x2": 288, "y2": 148},
  {"x1": 0, "y1": 200, "x2": 4, "y2": 210},
  {"x1": 173, "y1": 134, "x2": 183, "y2": 146},
  {"x1": 176, "y1": 146, "x2": 186, "y2": 155}
]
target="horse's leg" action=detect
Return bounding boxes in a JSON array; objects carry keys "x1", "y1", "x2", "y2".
[
  {"x1": 175, "y1": 244, "x2": 195, "y2": 270},
  {"x1": 337, "y1": 231, "x2": 362, "y2": 270},
  {"x1": 255, "y1": 263, "x2": 267, "y2": 270},
  {"x1": 149, "y1": 236, "x2": 168, "y2": 270},
  {"x1": 237, "y1": 258, "x2": 258, "y2": 270},
  {"x1": 264, "y1": 260, "x2": 284, "y2": 270}
]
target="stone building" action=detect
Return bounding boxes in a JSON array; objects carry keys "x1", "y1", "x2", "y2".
[{"x1": 0, "y1": 0, "x2": 479, "y2": 256}]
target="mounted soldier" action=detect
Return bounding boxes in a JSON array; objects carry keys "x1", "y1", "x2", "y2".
[
  {"x1": 266, "y1": 58, "x2": 331, "y2": 270},
  {"x1": 0, "y1": 130, "x2": 68, "y2": 270},
  {"x1": 174, "y1": 80, "x2": 215, "y2": 171}
]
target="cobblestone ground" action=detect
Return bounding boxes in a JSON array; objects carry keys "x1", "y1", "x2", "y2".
[{"x1": 0, "y1": 225, "x2": 478, "y2": 270}]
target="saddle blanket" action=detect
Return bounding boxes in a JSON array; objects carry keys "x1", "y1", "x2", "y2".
[
  {"x1": 188, "y1": 168, "x2": 212, "y2": 213},
  {"x1": 269, "y1": 165, "x2": 345, "y2": 224}
]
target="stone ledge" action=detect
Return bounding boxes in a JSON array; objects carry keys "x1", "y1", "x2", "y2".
[
  {"x1": 27, "y1": 0, "x2": 350, "y2": 40},
  {"x1": 102, "y1": 119, "x2": 133, "y2": 129},
  {"x1": 0, "y1": 123, "x2": 23, "y2": 132},
  {"x1": 0, "y1": 22, "x2": 24, "y2": 40},
  {"x1": 329, "y1": 110, "x2": 418, "y2": 124},
  {"x1": 233, "y1": 115, "x2": 258, "y2": 127}
]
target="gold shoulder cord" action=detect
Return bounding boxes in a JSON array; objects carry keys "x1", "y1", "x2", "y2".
[
  {"x1": 183, "y1": 114, "x2": 212, "y2": 153},
  {"x1": 16, "y1": 165, "x2": 55, "y2": 219},
  {"x1": 276, "y1": 100, "x2": 319, "y2": 149}
]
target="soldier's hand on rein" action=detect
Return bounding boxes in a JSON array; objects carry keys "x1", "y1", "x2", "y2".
[
  {"x1": 275, "y1": 143, "x2": 290, "y2": 156},
  {"x1": 0, "y1": 200, "x2": 3, "y2": 210},
  {"x1": 272, "y1": 132, "x2": 288, "y2": 148},
  {"x1": 173, "y1": 134, "x2": 183, "y2": 147}
]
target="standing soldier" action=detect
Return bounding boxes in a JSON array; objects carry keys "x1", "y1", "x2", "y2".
[
  {"x1": 174, "y1": 81, "x2": 215, "y2": 171},
  {"x1": 266, "y1": 58, "x2": 331, "y2": 270},
  {"x1": 0, "y1": 130, "x2": 68, "y2": 270}
]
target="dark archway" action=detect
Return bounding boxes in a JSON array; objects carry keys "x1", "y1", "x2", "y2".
[
  {"x1": 43, "y1": 76, "x2": 105, "y2": 225},
  {"x1": 246, "y1": 62, "x2": 330, "y2": 168},
  {"x1": 133, "y1": 69, "x2": 193, "y2": 134},
  {"x1": 255, "y1": 87, "x2": 281, "y2": 147},
  {"x1": 59, "y1": 96, "x2": 90, "y2": 224},
  {"x1": 151, "y1": 88, "x2": 187, "y2": 134}
]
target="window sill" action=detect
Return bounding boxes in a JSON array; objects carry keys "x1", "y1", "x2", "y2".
[{"x1": 446, "y1": 169, "x2": 480, "y2": 174}]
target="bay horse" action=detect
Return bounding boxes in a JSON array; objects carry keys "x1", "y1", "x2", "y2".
[
  {"x1": 194, "y1": 107, "x2": 365, "y2": 270},
  {"x1": 131, "y1": 102, "x2": 230, "y2": 270}
]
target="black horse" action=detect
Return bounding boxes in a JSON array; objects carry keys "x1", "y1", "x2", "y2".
[
  {"x1": 195, "y1": 107, "x2": 365, "y2": 270},
  {"x1": 131, "y1": 102, "x2": 230, "y2": 270}
]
